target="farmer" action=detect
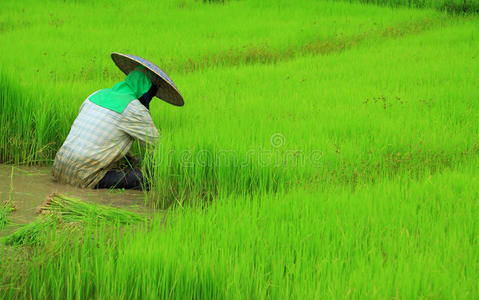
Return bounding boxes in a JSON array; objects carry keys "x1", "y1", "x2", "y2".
[{"x1": 52, "y1": 53, "x2": 184, "y2": 190}]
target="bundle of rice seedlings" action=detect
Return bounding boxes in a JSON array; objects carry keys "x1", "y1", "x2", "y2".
[
  {"x1": 0, "y1": 201, "x2": 15, "y2": 231},
  {"x1": 3, "y1": 193, "x2": 145, "y2": 246},
  {"x1": 38, "y1": 193, "x2": 145, "y2": 225},
  {"x1": 3, "y1": 214, "x2": 58, "y2": 246}
]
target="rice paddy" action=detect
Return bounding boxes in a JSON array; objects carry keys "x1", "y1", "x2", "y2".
[{"x1": 0, "y1": 0, "x2": 478, "y2": 298}]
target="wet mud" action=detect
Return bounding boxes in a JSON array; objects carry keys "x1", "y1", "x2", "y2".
[{"x1": 0, "y1": 165, "x2": 150, "y2": 231}]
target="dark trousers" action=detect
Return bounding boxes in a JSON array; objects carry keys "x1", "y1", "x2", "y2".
[{"x1": 95, "y1": 168, "x2": 146, "y2": 190}]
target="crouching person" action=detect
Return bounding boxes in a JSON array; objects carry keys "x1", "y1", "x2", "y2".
[{"x1": 53, "y1": 53, "x2": 184, "y2": 190}]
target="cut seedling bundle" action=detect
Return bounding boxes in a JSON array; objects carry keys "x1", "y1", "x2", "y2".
[
  {"x1": 3, "y1": 193, "x2": 145, "y2": 246},
  {"x1": 38, "y1": 193, "x2": 145, "y2": 224},
  {"x1": 0, "y1": 201, "x2": 15, "y2": 231}
]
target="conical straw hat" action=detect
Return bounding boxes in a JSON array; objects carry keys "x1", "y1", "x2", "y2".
[{"x1": 111, "y1": 52, "x2": 184, "y2": 106}]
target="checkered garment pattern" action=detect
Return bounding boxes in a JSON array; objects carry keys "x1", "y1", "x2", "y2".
[{"x1": 52, "y1": 96, "x2": 159, "y2": 188}]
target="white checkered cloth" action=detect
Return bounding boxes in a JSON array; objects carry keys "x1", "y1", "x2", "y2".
[{"x1": 52, "y1": 95, "x2": 159, "y2": 188}]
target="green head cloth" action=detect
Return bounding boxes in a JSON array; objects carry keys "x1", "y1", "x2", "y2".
[{"x1": 89, "y1": 66, "x2": 153, "y2": 113}]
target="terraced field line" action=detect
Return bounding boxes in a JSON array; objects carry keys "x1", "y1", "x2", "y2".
[{"x1": 166, "y1": 16, "x2": 450, "y2": 73}]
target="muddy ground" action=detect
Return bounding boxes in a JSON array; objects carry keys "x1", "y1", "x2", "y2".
[{"x1": 0, "y1": 165, "x2": 150, "y2": 235}]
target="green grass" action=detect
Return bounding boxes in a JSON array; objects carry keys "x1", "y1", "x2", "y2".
[{"x1": 0, "y1": 0, "x2": 478, "y2": 298}]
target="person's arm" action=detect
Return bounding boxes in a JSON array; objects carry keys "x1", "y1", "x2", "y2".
[{"x1": 118, "y1": 100, "x2": 159, "y2": 146}]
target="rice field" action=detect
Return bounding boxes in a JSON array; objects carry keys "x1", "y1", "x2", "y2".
[{"x1": 0, "y1": 0, "x2": 478, "y2": 298}]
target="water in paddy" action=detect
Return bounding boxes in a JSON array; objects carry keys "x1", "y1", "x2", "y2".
[{"x1": 0, "y1": 165, "x2": 150, "y2": 232}]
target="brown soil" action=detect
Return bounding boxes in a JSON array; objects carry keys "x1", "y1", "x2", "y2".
[{"x1": 0, "y1": 165, "x2": 150, "y2": 228}]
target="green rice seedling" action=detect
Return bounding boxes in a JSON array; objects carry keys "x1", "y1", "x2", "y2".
[
  {"x1": 0, "y1": 245, "x2": 33, "y2": 298},
  {"x1": 0, "y1": 0, "x2": 439, "y2": 82},
  {"x1": 0, "y1": 167, "x2": 16, "y2": 230},
  {"x1": 0, "y1": 1, "x2": 478, "y2": 297},
  {"x1": 3, "y1": 160, "x2": 478, "y2": 299},
  {"x1": 0, "y1": 0, "x2": 443, "y2": 166},
  {"x1": 38, "y1": 193, "x2": 146, "y2": 225},
  {"x1": 3, "y1": 194, "x2": 145, "y2": 246},
  {"x1": 2, "y1": 214, "x2": 58, "y2": 246},
  {"x1": 0, "y1": 72, "x2": 60, "y2": 165},
  {"x1": 1, "y1": 0, "x2": 476, "y2": 205},
  {"x1": 0, "y1": 203, "x2": 14, "y2": 231},
  {"x1": 141, "y1": 16, "x2": 479, "y2": 205},
  {"x1": 339, "y1": 0, "x2": 479, "y2": 13}
]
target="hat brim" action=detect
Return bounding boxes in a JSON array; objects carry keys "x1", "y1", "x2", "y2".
[{"x1": 111, "y1": 52, "x2": 184, "y2": 106}]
